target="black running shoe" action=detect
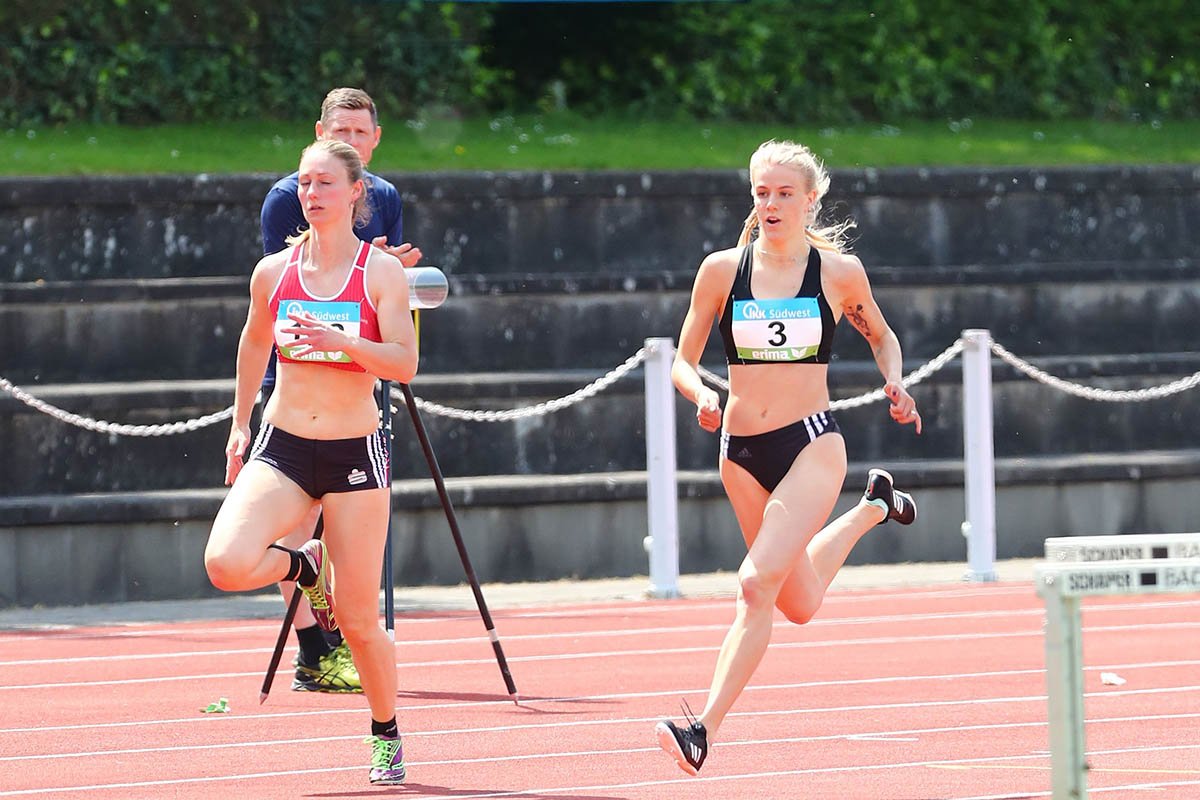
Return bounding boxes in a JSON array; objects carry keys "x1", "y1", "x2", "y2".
[
  {"x1": 655, "y1": 719, "x2": 708, "y2": 776},
  {"x1": 864, "y1": 468, "x2": 916, "y2": 525}
]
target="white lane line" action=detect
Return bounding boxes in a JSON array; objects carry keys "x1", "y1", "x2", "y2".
[
  {"x1": 3, "y1": 619, "x2": 1199, "y2": 691},
  {"x1": 846, "y1": 734, "x2": 921, "y2": 741},
  {"x1": 0, "y1": 583, "x2": 1043, "y2": 640},
  {"x1": 3, "y1": 684, "x2": 1199, "y2": 761},
  {"x1": 3, "y1": 596, "x2": 1195, "y2": 667},
  {"x1": 3, "y1": 733, "x2": 1197, "y2": 798},
  {"x1": 4, "y1": 656, "x2": 1198, "y2": 735}
]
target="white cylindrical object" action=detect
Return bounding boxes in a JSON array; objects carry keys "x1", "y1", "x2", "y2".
[
  {"x1": 406, "y1": 266, "x2": 449, "y2": 310},
  {"x1": 962, "y1": 329, "x2": 998, "y2": 582},
  {"x1": 644, "y1": 337, "x2": 681, "y2": 599},
  {"x1": 1043, "y1": 591, "x2": 1089, "y2": 799}
]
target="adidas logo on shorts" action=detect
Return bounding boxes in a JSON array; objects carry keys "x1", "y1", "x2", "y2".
[{"x1": 347, "y1": 468, "x2": 368, "y2": 486}]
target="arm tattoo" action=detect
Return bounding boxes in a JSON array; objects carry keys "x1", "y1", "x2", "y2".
[{"x1": 846, "y1": 303, "x2": 872, "y2": 337}]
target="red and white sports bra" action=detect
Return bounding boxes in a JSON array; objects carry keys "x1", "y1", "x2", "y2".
[{"x1": 268, "y1": 240, "x2": 381, "y2": 373}]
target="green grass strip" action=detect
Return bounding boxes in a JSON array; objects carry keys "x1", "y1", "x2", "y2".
[{"x1": 3, "y1": 114, "x2": 1197, "y2": 175}]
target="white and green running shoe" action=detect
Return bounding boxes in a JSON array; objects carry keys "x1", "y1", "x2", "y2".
[
  {"x1": 296, "y1": 539, "x2": 337, "y2": 632},
  {"x1": 292, "y1": 641, "x2": 362, "y2": 693},
  {"x1": 365, "y1": 735, "x2": 406, "y2": 784}
]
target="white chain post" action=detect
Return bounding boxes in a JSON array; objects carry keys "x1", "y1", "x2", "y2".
[
  {"x1": 642, "y1": 338, "x2": 680, "y2": 599},
  {"x1": 962, "y1": 329, "x2": 999, "y2": 581}
]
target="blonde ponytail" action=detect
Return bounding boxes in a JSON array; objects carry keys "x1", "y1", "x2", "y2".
[
  {"x1": 286, "y1": 228, "x2": 313, "y2": 248},
  {"x1": 737, "y1": 209, "x2": 759, "y2": 247}
]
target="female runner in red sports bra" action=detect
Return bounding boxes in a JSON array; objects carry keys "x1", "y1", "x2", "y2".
[
  {"x1": 655, "y1": 139, "x2": 922, "y2": 776},
  {"x1": 205, "y1": 138, "x2": 415, "y2": 784}
]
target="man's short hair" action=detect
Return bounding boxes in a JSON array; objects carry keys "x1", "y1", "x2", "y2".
[{"x1": 320, "y1": 87, "x2": 378, "y2": 128}]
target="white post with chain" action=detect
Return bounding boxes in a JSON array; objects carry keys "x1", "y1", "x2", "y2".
[
  {"x1": 962, "y1": 329, "x2": 998, "y2": 581},
  {"x1": 643, "y1": 338, "x2": 680, "y2": 598}
]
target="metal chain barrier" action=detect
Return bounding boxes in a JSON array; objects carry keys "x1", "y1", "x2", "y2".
[
  {"x1": 4, "y1": 335, "x2": 1199, "y2": 435},
  {"x1": 696, "y1": 337, "x2": 968, "y2": 410},
  {"x1": 0, "y1": 377, "x2": 238, "y2": 437},
  {"x1": 395, "y1": 347, "x2": 648, "y2": 422},
  {"x1": 989, "y1": 340, "x2": 1200, "y2": 402}
]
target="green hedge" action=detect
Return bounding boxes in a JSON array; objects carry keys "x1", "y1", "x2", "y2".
[
  {"x1": 3, "y1": 0, "x2": 1196, "y2": 127},
  {"x1": 482, "y1": 0, "x2": 1199, "y2": 122},
  {"x1": 0, "y1": 0, "x2": 499, "y2": 125}
]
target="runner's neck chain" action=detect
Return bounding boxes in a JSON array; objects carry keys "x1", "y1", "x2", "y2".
[{"x1": 754, "y1": 244, "x2": 809, "y2": 263}]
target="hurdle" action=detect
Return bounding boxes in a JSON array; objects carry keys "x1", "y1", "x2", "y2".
[
  {"x1": 1044, "y1": 532, "x2": 1200, "y2": 564},
  {"x1": 1035, "y1": 532, "x2": 1200, "y2": 799}
]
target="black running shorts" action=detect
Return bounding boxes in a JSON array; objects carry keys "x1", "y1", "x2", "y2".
[
  {"x1": 248, "y1": 423, "x2": 390, "y2": 498},
  {"x1": 720, "y1": 410, "x2": 841, "y2": 493}
]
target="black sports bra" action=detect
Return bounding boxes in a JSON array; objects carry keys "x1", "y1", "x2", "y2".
[{"x1": 717, "y1": 244, "x2": 836, "y2": 365}]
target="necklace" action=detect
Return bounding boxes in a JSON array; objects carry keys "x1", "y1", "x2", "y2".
[{"x1": 753, "y1": 244, "x2": 808, "y2": 262}]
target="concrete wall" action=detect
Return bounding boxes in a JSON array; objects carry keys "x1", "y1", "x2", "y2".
[
  {"x1": 4, "y1": 264, "x2": 1199, "y2": 384},
  {"x1": 3, "y1": 456, "x2": 1198, "y2": 607},
  {"x1": 3, "y1": 166, "x2": 1199, "y2": 282}
]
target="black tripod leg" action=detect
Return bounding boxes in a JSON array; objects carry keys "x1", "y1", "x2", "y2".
[{"x1": 397, "y1": 383, "x2": 519, "y2": 704}]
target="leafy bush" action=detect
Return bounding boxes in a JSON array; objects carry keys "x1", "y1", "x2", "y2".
[
  {"x1": 0, "y1": 0, "x2": 499, "y2": 125},
  {"x1": 480, "y1": 0, "x2": 1199, "y2": 122},
  {"x1": 3, "y1": 0, "x2": 1195, "y2": 127}
]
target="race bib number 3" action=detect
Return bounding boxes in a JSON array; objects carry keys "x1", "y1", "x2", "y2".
[
  {"x1": 732, "y1": 298, "x2": 823, "y2": 361},
  {"x1": 275, "y1": 300, "x2": 360, "y2": 363}
]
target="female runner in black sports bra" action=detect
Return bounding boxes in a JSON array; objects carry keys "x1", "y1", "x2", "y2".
[{"x1": 655, "y1": 139, "x2": 923, "y2": 776}]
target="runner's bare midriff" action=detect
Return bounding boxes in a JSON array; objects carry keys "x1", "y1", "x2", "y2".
[
  {"x1": 265, "y1": 361, "x2": 380, "y2": 439},
  {"x1": 723, "y1": 362, "x2": 832, "y2": 436}
]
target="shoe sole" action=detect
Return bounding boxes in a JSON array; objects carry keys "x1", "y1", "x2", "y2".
[
  {"x1": 291, "y1": 682, "x2": 362, "y2": 693},
  {"x1": 369, "y1": 772, "x2": 406, "y2": 784},
  {"x1": 894, "y1": 489, "x2": 917, "y2": 524},
  {"x1": 868, "y1": 467, "x2": 894, "y2": 485},
  {"x1": 655, "y1": 721, "x2": 699, "y2": 777}
]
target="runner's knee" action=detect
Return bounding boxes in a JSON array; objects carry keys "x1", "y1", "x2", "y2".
[
  {"x1": 737, "y1": 566, "x2": 782, "y2": 612},
  {"x1": 204, "y1": 548, "x2": 252, "y2": 591},
  {"x1": 777, "y1": 594, "x2": 821, "y2": 626},
  {"x1": 334, "y1": 598, "x2": 382, "y2": 642}
]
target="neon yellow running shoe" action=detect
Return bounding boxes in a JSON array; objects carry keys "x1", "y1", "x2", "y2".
[
  {"x1": 365, "y1": 734, "x2": 406, "y2": 784},
  {"x1": 292, "y1": 641, "x2": 362, "y2": 693}
]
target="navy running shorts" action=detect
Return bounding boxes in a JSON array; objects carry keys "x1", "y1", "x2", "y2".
[{"x1": 248, "y1": 423, "x2": 390, "y2": 498}]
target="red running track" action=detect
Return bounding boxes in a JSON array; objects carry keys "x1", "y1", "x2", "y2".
[{"x1": 2, "y1": 582, "x2": 1199, "y2": 799}]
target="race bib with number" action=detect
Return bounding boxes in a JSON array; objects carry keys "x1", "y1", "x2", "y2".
[
  {"x1": 275, "y1": 300, "x2": 360, "y2": 363},
  {"x1": 731, "y1": 298, "x2": 823, "y2": 362}
]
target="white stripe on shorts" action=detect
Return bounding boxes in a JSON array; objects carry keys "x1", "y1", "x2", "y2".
[
  {"x1": 367, "y1": 430, "x2": 388, "y2": 488},
  {"x1": 248, "y1": 423, "x2": 273, "y2": 462},
  {"x1": 811, "y1": 413, "x2": 826, "y2": 435}
]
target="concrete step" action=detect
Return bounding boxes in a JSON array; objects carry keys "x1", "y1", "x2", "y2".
[
  {"x1": 3, "y1": 354, "x2": 1197, "y2": 495},
  {"x1": 4, "y1": 167, "x2": 1198, "y2": 282},
  {"x1": 3, "y1": 448, "x2": 1198, "y2": 607},
  {"x1": 2, "y1": 260, "x2": 1198, "y2": 383}
]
